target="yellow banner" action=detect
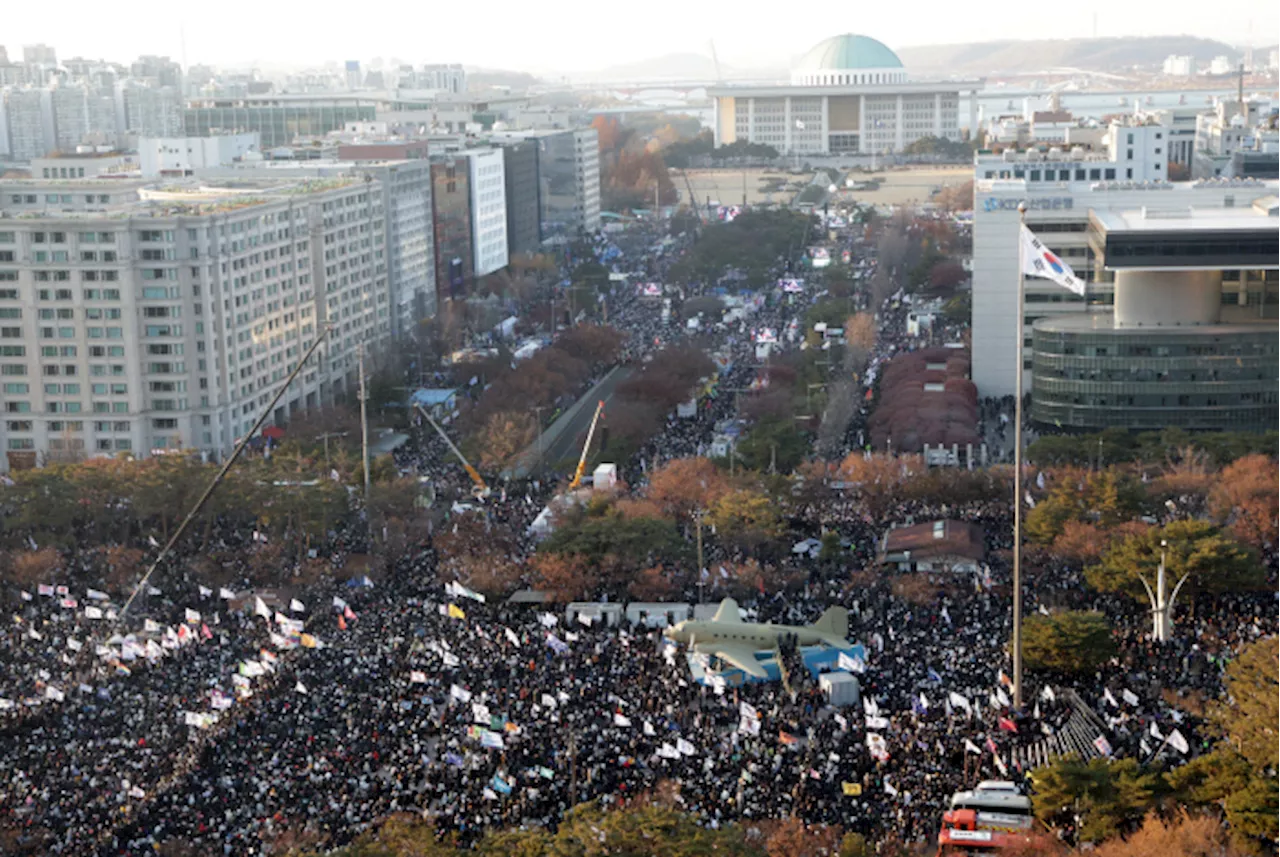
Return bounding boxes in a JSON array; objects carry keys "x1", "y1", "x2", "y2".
[
  {"x1": 447, "y1": 603, "x2": 466, "y2": 620},
  {"x1": 842, "y1": 782, "x2": 862, "y2": 796}
]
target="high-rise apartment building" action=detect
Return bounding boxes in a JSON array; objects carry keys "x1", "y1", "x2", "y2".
[
  {"x1": 51, "y1": 85, "x2": 97, "y2": 151},
  {"x1": 466, "y1": 148, "x2": 508, "y2": 278},
  {"x1": 490, "y1": 129, "x2": 601, "y2": 240},
  {"x1": 196, "y1": 158, "x2": 436, "y2": 336},
  {"x1": 0, "y1": 176, "x2": 389, "y2": 470},
  {"x1": 130, "y1": 55, "x2": 183, "y2": 90},
  {"x1": 119, "y1": 82, "x2": 185, "y2": 139},
  {"x1": 22, "y1": 45, "x2": 57, "y2": 66},
  {"x1": 501, "y1": 140, "x2": 542, "y2": 258},
  {"x1": 429, "y1": 156, "x2": 472, "y2": 303},
  {"x1": 1, "y1": 88, "x2": 55, "y2": 160}
]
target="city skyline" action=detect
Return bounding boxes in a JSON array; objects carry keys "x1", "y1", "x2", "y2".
[{"x1": 1, "y1": 0, "x2": 1276, "y2": 76}]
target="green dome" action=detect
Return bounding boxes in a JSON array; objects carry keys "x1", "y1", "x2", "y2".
[{"x1": 796, "y1": 34, "x2": 903, "y2": 70}]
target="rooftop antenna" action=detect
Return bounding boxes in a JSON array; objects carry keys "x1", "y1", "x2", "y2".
[{"x1": 1237, "y1": 63, "x2": 1244, "y2": 117}]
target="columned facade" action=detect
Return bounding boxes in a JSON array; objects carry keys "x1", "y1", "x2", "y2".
[{"x1": 708, "y1": 34, "x2": 982, "y2": 156}]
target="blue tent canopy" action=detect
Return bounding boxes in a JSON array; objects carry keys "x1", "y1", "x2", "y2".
[{"x1": 410, "y1": 388, "x2": 457, "y2": 409}]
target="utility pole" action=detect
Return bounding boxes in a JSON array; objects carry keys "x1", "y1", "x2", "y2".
[
  {"x1": 1011, "y1": 203, "x2": 1027, "y2": 709},
  {"x1": 769, "y1": 442, "x2": 777, "y2": 474},
  {"x1": 695, "y1": 509, "x2": 705, "y2": 604},
  {"x1": 358, "y1": 343, "x2": 372, "y2": 537},
  {"x1": 569, "y1": 733, "x2": 579, "y2": 804}
]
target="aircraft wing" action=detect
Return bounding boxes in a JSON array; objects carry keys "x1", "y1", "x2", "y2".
[{"x1": 695, "y1": 642, "x2": 768, "y2": 678}]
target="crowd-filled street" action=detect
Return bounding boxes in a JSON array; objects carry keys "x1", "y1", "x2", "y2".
[{"x1": 0, "y1": 211, "x2": 1275, "y2": 857}]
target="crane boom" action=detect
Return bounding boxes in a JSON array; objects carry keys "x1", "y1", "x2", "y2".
[
  {"x1": 413, "y1": 402, "x2": 489, "y2": 496},
  {"x1": 680, "y1": 169, "x2": 705, "y2": 226},
  {"x1": 568, "y1": 401, "x2": 606, "y2": 490}
]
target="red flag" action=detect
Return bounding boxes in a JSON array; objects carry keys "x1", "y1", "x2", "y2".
[
  {"x1": 343, "y1": 605, "x2": 356, "y2": 621},
  {"x1": 998, "y1": 717, "x2": 1018, "y2": 733},
  {"x1": 337, "y1": 615, "x2": 347, "y2": 631},
  {"x1": 757, "y1": 575, "x2": 766, "y2": 596},
  {"x1": 200, "y1": 623, "x2": 212, "y2": 640},
  {"x1": 985, "y1": 735, "x2": 999, "y2": 754},
  {"x1": 779, "y1": 731, "x2": 798, "y2": 745}
]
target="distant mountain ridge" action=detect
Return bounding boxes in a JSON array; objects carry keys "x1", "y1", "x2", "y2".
[{"x1": 895, "y1": 36, "x2": 1242, "y2": 76}]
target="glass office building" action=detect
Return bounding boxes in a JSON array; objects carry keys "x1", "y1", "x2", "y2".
[
  {"x1": 1031, "y1": 319, "x2": 1277, "y2": 430},
  {"x1": 183, "y1": 98, "x2": 378, "y2": 148},
  {"x1": 1029, "y1": 198, "x2": 1278, "y2": 432}
]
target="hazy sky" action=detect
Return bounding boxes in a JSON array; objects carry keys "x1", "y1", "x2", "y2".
[{"x1": 3, "y1": 0, "x2": 1277, "y2": 74}]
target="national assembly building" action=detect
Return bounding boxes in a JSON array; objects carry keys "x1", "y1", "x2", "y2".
[{"x1": 708, "y1": 34, "x2": 982, "y2": 156}]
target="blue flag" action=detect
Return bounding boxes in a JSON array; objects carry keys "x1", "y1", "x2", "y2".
[
  {"x1": 444, "y1": 752, "x2": 465, "y2": 767},
  {"x1": 927, "y1": 668, "x2": 942, "y2": 684},
  {"x1": 491, "y1": 774, "x2": 513, "y2": 795}
]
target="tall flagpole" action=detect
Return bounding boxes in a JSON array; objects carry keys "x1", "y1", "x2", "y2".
[{"x1": 1012, "y1": 202, "x2": 1027, "y2": 709}]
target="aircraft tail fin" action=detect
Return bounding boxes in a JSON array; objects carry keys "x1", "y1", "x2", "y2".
[
  {"x1": 813, "y1": 606, "x2": 849, "y2": 642},
  {"x1": 711, "y1": 597, "x2": 741, "y2": 623}
]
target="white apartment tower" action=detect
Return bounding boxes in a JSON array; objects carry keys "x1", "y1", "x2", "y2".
[
  {"x1": 0, "y1": 176, "x2": 390, "y2": 470},
  {"x1": 2, "y1": 88, "x2": 55, "y2": 161},
  {"x1": 465, "y1": 148, "x2": 509, "y2": 278}
]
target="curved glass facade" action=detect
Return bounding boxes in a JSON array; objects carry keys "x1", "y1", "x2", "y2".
[{"x1": 1031, "y1": 320, "x2": 1279, "y2": 431}]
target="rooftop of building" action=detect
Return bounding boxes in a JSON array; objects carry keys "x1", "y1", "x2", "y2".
[
  {"x1": 795, "y1": 34, "x2": 903, "y2": 71},
  {"x1": 707, "y1": 78, "x2": 980, "y2": 96},
  {"x1": 880, "y1": 519, "x2": 986, "y2": 562},
  {"x1": 976, "y1": 147, "x2": 1115, "y2": 164},
  {"x1": 37, "y1": 150, "x2": 136, "y2": 160},
  {"x1": 1091, "y1": 197, "x2": 1279, "y2": 234},
  {"x1": 1035, "y1": 314, "x2": 1277, "y2": 334},
  {"x1": 1031, "y1": 111, "x2": 1074, "y2": 123},
  {"x1": 0, "y1": 176, "x2": 366, "y2": 218},
  {"x1": 975, "y1": 177, "x2": 1279, "y2": 196}
]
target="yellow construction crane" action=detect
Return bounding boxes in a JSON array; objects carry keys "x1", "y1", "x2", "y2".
[
  {"x1": 568, "y1": 401, "x2": 606, "y2": 490},
  {"x1": 413, "y1": 402, "x2": 490, "y2": 498}
]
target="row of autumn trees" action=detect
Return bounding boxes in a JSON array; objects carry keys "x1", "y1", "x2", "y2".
[
  {"x1": 256, "y1": 801, "x2": 888, "y2": 857},
  {"x1": 458, "y1": 325, "x2": 624, "y2": 471},
  {"x1": 1008, "y1": 451, "x2": 1273, "y2": 676},
  {"x1": 0, "y1": 409, "x2": 431, "y2": 593},
  {"x1": 260, "y1": 778, "x2": 1271, "y2": 857},
  {"x1": 1030, "y1": 636, "x2": 1278, "y2": 854}
]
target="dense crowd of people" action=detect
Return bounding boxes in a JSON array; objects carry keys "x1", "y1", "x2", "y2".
[{"x1": 0, "y1": 214, "x2": 1273, "y2": 857}]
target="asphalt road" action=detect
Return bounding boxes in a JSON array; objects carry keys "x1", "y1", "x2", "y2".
[
  {"x1": 540, "y1": 366, "x2": 633, "y2": 468},
  {"x1": 507, "y1": 365, "x2": 633, "y2": 478}
]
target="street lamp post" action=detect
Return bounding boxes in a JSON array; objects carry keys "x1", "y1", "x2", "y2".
[{"x1": 1140, "y1": 538, "x2": 1191, "y2": 643}]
